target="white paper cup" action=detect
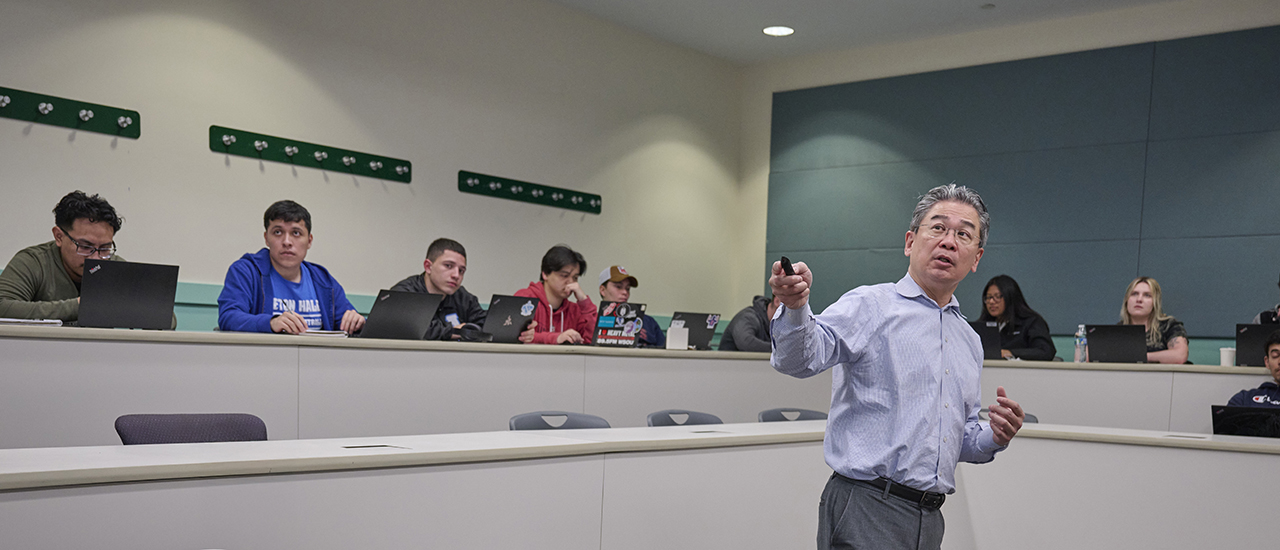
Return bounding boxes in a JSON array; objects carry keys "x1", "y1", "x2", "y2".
[{"x1": 1220, "y1": 347, "x2": 1236, "y2": 366}]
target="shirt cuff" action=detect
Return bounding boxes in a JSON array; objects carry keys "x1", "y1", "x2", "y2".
[{"x1": 778, "y1": 302, "x2": 810, "y2": 324}]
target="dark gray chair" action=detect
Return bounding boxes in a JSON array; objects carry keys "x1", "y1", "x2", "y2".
[
  {"x1": 646, "y1": 409, "x2": 722, "y2": 427},
  {"x1": 115, "y1": 413, "x2": 267, "y2": 445},
  {"x1": 758, "y1": 407, "x2": 828, "y2": 422},
  {"x1": 509, "y1": 411, "x2": 611, "y2": 430}
]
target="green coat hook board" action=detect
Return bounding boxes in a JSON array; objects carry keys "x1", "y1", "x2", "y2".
[
  {"x1": 0, "y1": 86, "x2": 140, "y2": 139},
  {"x1": 208, "y1": 126, "x2": 412, "y2": 184},
  {"x1": 458, "y1": 171, "x2": 601, "y2": 214}
]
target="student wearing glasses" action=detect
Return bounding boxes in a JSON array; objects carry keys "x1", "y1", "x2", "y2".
[
  {"x1": 0, "y1": 191, "x2": 125, "y2": 321},
  {"x1": 977, "y1": 274, "x2": 1056, "y2": 360}
]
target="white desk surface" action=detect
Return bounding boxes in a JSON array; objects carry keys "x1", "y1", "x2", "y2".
[
  {"x1": 0, "y1": 324, "x2": 767, "y2": 360},
  {"x1": 984, "y1": 358, "x2": 1267, "y2": 375},
  {"x1": 6, "y1": 419, "x2": 1280, "y2": 494},
  {"x1": 0, "y1": 421, "x2": 826, "y2": 492}
]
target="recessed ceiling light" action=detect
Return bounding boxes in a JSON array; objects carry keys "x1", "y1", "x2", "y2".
[{"x1": 763, "y1": 26, "x2": 794, "y2": 37}]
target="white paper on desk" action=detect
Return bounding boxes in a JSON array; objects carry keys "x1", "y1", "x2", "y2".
[
  {"x1": 666, "y1": 326, "x2": 689, "y2": 350},
  {"x1": 0, "y1": 318, "x2": 63, "y2": 326},
  {"x1": 296, "y1": 330, "x2": 348, "y2": 338}
]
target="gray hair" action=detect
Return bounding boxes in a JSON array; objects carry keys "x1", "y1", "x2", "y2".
[{"x1": 909, "y1": 183, "x2": 990, "y2": 248}]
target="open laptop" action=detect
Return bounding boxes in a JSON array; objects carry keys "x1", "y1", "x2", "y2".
[
  {"x1": 482, "y1": 294, "x2": 538, "y2": 343},
  {"x1": 969, "y1": 321, "x2": 1002, "y2": 360},
  {"x1": 78, "y1": 259, "x2": 179, "y2": 330},
  {"x1": 1212, "y1": 405, "x2": 1280, "y2": 438},
  {"x1": 670, "y1": 312, "x2": 720, "y2": 350},
  {"x1": 1084, "y1": 325, "x2": 1147, "y2": 363},
  {"x1": 1235, "y1": 324, "x2": 1277, "y2": 367},
  {"x1": 360, "y1": 290, "x2": 444, "y2": 340},
  {"x1": 593, "y1": 301, "x2": 646, "y2": 348}
]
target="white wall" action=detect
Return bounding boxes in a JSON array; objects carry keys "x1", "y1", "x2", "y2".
[
  {"x1": 0, "y1": 0, "x2": 741, "y2": 316},
  {"x1": 7, "y1": 0, "x2": 1280, "y2": 318},
  {"x1": 734, "y1": 0, "x2": 1280, "y2": 303}
]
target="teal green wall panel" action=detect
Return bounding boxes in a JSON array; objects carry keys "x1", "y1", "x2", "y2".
[
  {"x1": 1137, "y1": 235, "x2": 1280, "y2": 337},
  {"x1": 769, "y1": 24, "x2": 1280, "y2": 341},
  {"x1": 761, "y1": 249, "x2": 912, "y2": 314},
  {"x1": 951, "y1": 241, "x2": 1141, "y2": 336},
  {"x1": 770, "y1": 43, "x2": 1153, "y2": 173},
  {"x1": 1141, "y1": 130, "x2": 1280, "y2": 239},
  {"x1": 767, "y1": 143, "x2": 1147, "y2": 253},
  {"x1": 1149, "y1": 26, "x2": 1280, "y2": 140}
]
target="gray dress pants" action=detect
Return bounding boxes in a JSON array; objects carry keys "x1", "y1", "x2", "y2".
[{"x1": 817, "y1": 473, "x2": 944, "y2": 550}]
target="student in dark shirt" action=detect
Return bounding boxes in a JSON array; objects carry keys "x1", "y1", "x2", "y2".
[
  {"x1": 1250, "y1": 271, "x2": 1280, "y2": 324},
  {"x1": 1228, "y1": 328, "x2": 1280, "y2": 407},
  {"x1": 976, "y1": 275, "x2": 1056, "y2": 361},
  {"x1": 597, "y1": 265, "x2": 665, "y2": 348},
  {"x1": 389, "y1": 238, "x2": 488, "y2": 340},
  {"x1": 1119, "y1": 276, "x2": 1188, "y2": 364},
  {"x1": 0, "y1": 191, "x2": 126, "y2": 322},
  {"x1": 720, "y1": 294, "x2": 779, "y2": 352}
]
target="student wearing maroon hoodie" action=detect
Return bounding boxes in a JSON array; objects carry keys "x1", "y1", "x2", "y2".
[{"x1": 515, "y1": 245, "x2": 597, "y2": 344}]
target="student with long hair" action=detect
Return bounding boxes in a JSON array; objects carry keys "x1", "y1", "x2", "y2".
[
  {"x1": 976, "y1": 275, "x2": 1056, "y2": 360},
  {"x1": 1120, "y1": 276, "x2": 1188, "y2": 364}
]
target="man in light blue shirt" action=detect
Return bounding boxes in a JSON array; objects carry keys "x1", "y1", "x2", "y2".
[{"x1": 769, "y1": 183, "x2": 1025, "y2": 550}]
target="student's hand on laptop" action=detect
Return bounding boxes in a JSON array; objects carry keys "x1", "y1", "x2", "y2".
[
  {"x1": 519, "y1": 321, "x2": 538, "y2": 343},
  {"x1": 340, "y1": 310, "x2": 366, "y2": 334},
  {"x1": 272, "y1": 311, "x2": 309, "y2": 334},
  {"x1": 1001, "y1": 349, "x2": 1014, "y2": 359},
  {"x1": 769, "y1": 260, "x2": 812, "y2": 310},
  {"x1": 557, "y1": 329, "x2": 583, "y2": 344}
]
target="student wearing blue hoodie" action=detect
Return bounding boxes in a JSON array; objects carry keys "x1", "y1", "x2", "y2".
[{"x1": 217, "y1": 200, "x2": 365, "y2": 334}]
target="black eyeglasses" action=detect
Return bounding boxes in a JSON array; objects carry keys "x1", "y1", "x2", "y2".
[
  {"x1": 64, "y1": 234, "x2": 116, "y2": 259},
  {"x1": 983, "y1": 294, "x2": 1004, "y2": 303}
]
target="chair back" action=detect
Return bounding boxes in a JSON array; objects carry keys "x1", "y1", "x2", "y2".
[
  {"x1": 509, "y1": 411, "x2": 611, "y2": 430},
  {"x1": 758, "y1": 408, "x2": 828, "y2": 422},
  {"x1": 646, "y1": 409, "x2": 722, "y2": 427},
  {"x1": 115, "y1": 413, "x2": 267, "y2": 445}
]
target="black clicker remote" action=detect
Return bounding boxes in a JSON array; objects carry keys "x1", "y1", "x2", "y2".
[{"x1": 780, "y1": 256, "x2": 795, "y2": 276}]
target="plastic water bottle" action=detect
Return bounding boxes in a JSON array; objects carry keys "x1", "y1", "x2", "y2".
[{"x1": 1073, "y1": 324, "x2": 1087, "y2": 363}]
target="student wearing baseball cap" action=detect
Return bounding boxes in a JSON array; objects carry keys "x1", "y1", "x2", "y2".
[{"x1": 599, "y1": 265, "x2": 665, "y2": 348}]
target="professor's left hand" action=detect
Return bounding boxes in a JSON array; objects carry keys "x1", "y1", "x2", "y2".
[{"x1": 989, "y1": 386, "x2": 1024, "y2": 446}]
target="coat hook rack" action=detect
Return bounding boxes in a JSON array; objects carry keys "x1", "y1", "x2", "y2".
[
  {"x1": 0, "y1": 86, "x2": 141, "y2": 138},
  {"x1": 208, "y1": 125, "x2": 411, "y2": 184},
  {"x1": 458, "y1": 170, "x2": 601, "y2": 214}
]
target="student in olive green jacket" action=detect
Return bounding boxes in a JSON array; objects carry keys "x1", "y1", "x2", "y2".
[{"x1": 0, "y1": 191, "x2": 125, "y2": 321}]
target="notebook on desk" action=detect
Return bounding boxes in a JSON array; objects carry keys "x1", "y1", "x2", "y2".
[
  {"x1": 1085, "y1": 324, "x2": 1146, "y2": 363},
  {"x1": 669, "y1": 312, "x2": 720, "y2": 350},
  {"x1": 970, "y1": 321, "x2": 1002, "y2": 360},
  {"x1": 482, "y1": 294, "x2": 538, "y2": 343},
  {"x1": 360, "y1": 290, "x2": 443, "y2": 340},
  {"x1": 78, "y1": 259, "x2": 178, "y2": 330},
  {"x1": 1235, "y1": 324, "x2": 1276, "y2": 367},
  {"x1": 1212, "y1": 405, "x2": 1280, "y2": 438}
]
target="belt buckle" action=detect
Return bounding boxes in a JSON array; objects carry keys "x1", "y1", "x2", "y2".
[{"x1": 919, "y1": 492, "x2": 945, "y2": 509}]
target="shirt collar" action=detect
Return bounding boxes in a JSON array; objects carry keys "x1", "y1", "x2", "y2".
[{"x1": 895, "y1": 273, "x2": 962, "y2": 312}]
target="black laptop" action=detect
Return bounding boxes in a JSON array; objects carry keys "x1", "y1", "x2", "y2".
[
  {"x1": 593, "y1": 301, "x2": 646, "y2": 348},
  {"x1": 969, "y1": 321, "x2": 1002, "y2": 360},
  {"x1": 1211, "y1": 405, "x2": 1280, "y2": 438},
  {"x1": 1085, "y1": 325, "x2": 1147, "y2": 363},
  {"x1": 670, "y1": 312, "x2": 720, "y2": 350},
  {"x1": 78, "y1": 259, "x2": 179, "y2": 330},
  {"x1": 1235, "y1": 324, "x2": 1277, "y2": 367},
  {"x1": 360, "y1": 290, "x2": 444, "y2": 340},
  {"x1": 482, "y1": 294, "x2": 538, "y2": 343}
]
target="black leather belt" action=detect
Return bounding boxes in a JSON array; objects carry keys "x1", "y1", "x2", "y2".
[{"x1": 840, "y1": 474, "x2": 946, "y2": 510}]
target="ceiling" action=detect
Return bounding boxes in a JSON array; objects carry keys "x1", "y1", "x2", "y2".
[{"x1": 543, "y1": 0, "x2": 1177, "y2": 65}]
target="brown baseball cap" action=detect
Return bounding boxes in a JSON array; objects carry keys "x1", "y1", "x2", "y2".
[{"x1": 599, "y1": 265, "x2": 639, "y2": 287}]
